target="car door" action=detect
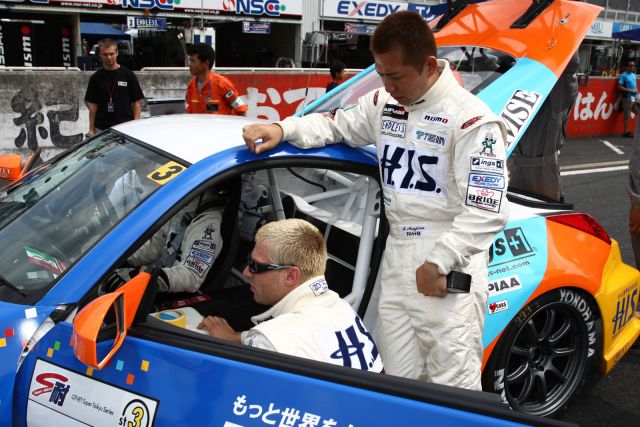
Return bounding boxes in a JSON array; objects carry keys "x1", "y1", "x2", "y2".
[{"x1": 11, "y1": 151, "x2": 571, "y2": 427}]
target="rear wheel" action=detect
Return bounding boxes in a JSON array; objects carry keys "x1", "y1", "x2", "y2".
[{"x1": 483, "y1": 289, "x2": 598, "y2": 418}]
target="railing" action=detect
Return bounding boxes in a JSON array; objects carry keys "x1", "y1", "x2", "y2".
[{"x1": 0, "y1": 66, "x2": 82, "y2": 71}]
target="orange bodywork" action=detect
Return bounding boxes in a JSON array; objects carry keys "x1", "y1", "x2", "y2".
[{"x1": 433, "y1": 0, "x2": 601, "y2": 77}]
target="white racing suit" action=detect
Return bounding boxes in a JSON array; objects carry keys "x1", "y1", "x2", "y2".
[
  {"x1": 277, "y1": 59, "x2": 509, "y2": 389},
  {"x1": 128, "y1": 197, "x2": 223, "y2": 293},
  {"x1": 241, "y1": 276, "x2": 383, "y2": 372}
]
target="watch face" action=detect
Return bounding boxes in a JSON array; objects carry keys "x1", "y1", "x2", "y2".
[{"x1": 206, "y1": 103, "x2": 219, "y2": 112}]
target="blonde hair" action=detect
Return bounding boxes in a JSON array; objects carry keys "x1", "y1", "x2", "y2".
[{"x1": 255, "y1": 219, "x2": 327, "y2": 282}]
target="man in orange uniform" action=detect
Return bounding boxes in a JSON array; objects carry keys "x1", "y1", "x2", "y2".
[{"x1": 185, "y1": 43, "x2": 248, "y2": 116}]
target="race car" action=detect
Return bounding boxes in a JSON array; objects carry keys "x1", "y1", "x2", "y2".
[{"x1": 0, "y1": 0, "x2": 637, "y2": 426}]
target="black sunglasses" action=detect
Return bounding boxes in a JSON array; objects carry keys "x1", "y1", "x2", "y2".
[{"x1": 246, "y1": 254, "x2": 293, "y2": 274}]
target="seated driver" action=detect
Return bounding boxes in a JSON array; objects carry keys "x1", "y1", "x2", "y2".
[
  {"x1": 107, "y1": 189, "x2": 226, "y2": 293},
  {"x1": 198, "y1": 218, "x2": 383, "y2": 372}
]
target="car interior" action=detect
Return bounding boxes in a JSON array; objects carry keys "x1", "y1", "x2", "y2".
[{"x1": 93, "y1": 164, "x2": 384, "y2": 338}]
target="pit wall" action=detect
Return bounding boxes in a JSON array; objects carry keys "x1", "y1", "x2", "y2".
[{"x1": 0, "y1": 70, "x2": 634, "y2": 160}]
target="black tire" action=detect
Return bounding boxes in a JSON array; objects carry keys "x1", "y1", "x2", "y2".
[{"x1": 482, "y1": 288, "x2": 598, "y2": 418}]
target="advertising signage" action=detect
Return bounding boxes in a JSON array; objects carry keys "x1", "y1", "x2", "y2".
[
  {"x1": 322, "y1": 0, "x2": 447, "y2": 22},
  {"x1": 0, "y1": 0, "x2": 302, "y2": 17},
  {"x1": 0, "y1": 17, "x2": 74, "y2": 67}
]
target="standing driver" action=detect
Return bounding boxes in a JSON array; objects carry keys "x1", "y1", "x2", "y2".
[
  {"x1": 185, "y1": 43, "x2": 248, "y2": 116},
  {"x1": 241, "y1": 11, "x2": 509, "y2": 390},
  {"x1": 198, "y1": 219, "x2": 383, "y2": 373}
]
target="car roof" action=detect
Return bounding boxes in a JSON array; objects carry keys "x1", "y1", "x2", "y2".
[{"x1": 112, "y1": 114, "x2": 265, "y2": 164}]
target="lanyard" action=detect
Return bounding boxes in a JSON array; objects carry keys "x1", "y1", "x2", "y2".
[{"x1": 107, "y1": 69, "x2": 119, "y2": 101}]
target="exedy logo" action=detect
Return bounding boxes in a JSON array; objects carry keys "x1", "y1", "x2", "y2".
[{"x1": 489, "y1": 227, "x2": 534, "y2": 264}]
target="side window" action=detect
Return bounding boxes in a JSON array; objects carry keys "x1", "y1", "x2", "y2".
[{"x1": 239, "y1": 167, "x2": 381, "y2": 302}]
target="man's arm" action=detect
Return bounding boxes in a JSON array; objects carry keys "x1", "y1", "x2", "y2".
[
  {"x1": 418, "y1": 120, "x2": 510, "y2": 296},
  {"x1": 243, "y1": 89, "x2": 380, "y2": 154},
  {"x1": 132, "y1": 100, "x2": 141, "y2": 120},
  {"x1": 86, "y1": 102, "x2": 98, "y2": 136}
]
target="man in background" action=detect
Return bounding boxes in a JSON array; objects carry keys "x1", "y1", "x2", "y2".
[
  {"x1": 84, "y1": 38, "x2": 144, "y2": 137},
  {"x1": 185, "y1": 43, "x2": 247, "y2": 116},
  {"x1": 618, "y1": 60, "x2": 638, "y2": 138},
  {"x1": 326, "y1": 60, "x2": 346, "y2": 93}
]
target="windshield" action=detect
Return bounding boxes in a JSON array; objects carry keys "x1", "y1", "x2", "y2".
[
  {"x1": 0, "y1": 132, "x2": 181, "y2": 303},
  {"x1": 307, "y1": 46, "x2": 515, "y2": 114}
]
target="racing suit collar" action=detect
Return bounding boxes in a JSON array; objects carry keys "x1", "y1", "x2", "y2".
[
  {"x1": 251, "y1": 275, "x2": 329, "y2": 325},
  {"x1": 404, "y1": 59, "x2": 456, "y2": 112}
]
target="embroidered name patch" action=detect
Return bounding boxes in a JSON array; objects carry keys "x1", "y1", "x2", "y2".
[
  {"x1": 117, "y1": 81, "x2": 128, "y2": 87},
  {"x1": 399, "y1": 224, "x2": 427, "y2": 238}
]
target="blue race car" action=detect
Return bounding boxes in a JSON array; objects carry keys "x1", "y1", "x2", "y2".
[{"x1": 2, "y1": 1, "x2": 638, "y2": 425}]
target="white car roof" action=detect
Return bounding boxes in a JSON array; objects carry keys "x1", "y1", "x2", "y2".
[{"x1": 112, "y1": 114, "x2": 265, "y2": 164}]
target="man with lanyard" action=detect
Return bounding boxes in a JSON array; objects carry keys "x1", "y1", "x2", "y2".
[
  {"x1": 185, "y1": 43, "x2": 248, "y2": 116},
  {"x1": 242, "y1": 11, "x2": 509, "y2": 390},
  {"x1": 85, "y1": 38, "x2": 144, "y2": 137},
  {"x1": 618, "y1": 60, "x2": 638, "y2": 138},
  {"x1": 198, "y1": 219, "x2": 383, "y2": 373}
]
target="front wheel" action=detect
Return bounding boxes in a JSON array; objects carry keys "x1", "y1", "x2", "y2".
[{"x1": 482, "y1": 289, "x2": 599, "y2": 418}]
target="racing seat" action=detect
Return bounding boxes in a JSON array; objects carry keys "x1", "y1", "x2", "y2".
[{"x1": 199, "y1": 177, "x2": 242, "y2": 294}]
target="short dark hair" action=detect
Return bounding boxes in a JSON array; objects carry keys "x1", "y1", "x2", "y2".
[
  {"x1": 98, "y1": 38, "x2": 118, "y2": 52},
  {"x1": 626, "y1": 60, "x2": 636, "y2": 67},
  {"x1": 187, "y1": 43, "x2": 216, "y2": 69},
  {"x1": 370, "y1": 11, "x2": 436, "y2": 73},
  {"x1": 329, "y1": 60, "x2": 346, "y2": 79}
]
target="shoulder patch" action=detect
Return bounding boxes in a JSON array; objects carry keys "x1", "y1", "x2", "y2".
[
  {"x1": 382, "y1": 104, "x2": 408, "y2": 120},
  {"x1": 461, "y1": 116, "x2": 483, "y2": 130}
]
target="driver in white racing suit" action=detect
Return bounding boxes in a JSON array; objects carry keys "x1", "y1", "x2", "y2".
[
  {"x1": 242, "y1": 11, "x2": 509, "y2": 390},
  {"x1": 109, "y1": 192, "x2": 224, "y2": 293}
]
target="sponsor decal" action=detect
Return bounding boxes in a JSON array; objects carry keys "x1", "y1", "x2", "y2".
[
  {"x1": 122, "y1": 0, "x2": 174, "y2": 11},
  {"x1": 489, "y1": 227, "x2": 533, "y2": 264},
  {"x1": 461, "y1": 115, "x2": 482, "y2": 130},
  {"x1": 202, "y1": 225, "x2": 216, "y2": 240},
  {"x1": 380, "y1": 119, "x2": 406, "y2": 138},
  {"x1": 411, "y1": 128, "x2": 448, "y2": 148},
  {"x1": 488, "y1": 274, "x2": 522, "y2": 295},
  {"x1": 231, "y1": 97, "x2": 245, "y2": 109},
  {"x1": 28, "y1": 360, "x2": 157, "y2": 425},
  {"x1": 117, "y1": 81, "x2": 128, "y2": 87},
  {"x1": 612, "y1": 285, "x2": 638, "y2": 336},
  {"x1": 235, "y1": 0, "x2": 287, "y2": 16},
  {"x1": 399, "y1": 224, "x2": 427, "y2": 238},
  {"x1": 323, "y1": 107, "x2": 339, "y2": 120},
  {"x1": 21, "y1": 26, "x2": 32, "y2": 67},
  {"x1": 559, "y1": 289, "x2": 597, "y2": 357},
  {"x1": 185, "y1": 256, "x2": 207, "y2": 277},
  {"x1": 383, "y1": 193, "x2": 392, "y2": 207},
  {"x1": 469, "y1": 173, "x2": 505, "y2": 189},
  {"x1": 379, "y1": 139, "x2": 448, "y2": 197},
  {"x1": 465, "y1": 185, "x2": 502, "y2": 212},
  {"x1": 309, "y1": 277, "x2": 329, "y2": 296},
  {"x1": 373, "y1": 89, "x2": 379, "y2": 106},
  {"x1": 500, "y1": 89, "x2": 542, "y2": 148},
  {"x1": 193, "y1": 239, "x2": 216, "y2": 253},
  {"x1": 225, "y1": 90, "x2": 234, "y2": 98},
  {"x1": 60, "y1": 27, "x2": 71, "y2": 67},
  {"x1": 25, "y1": 246, "x2": 67, "y2": 275},
  {"x1": 0, "y1": 167, "x2": 11, "y2": 178},
  {"x1": 0, "y1": 24, "x2": 5, "y2": 66},
  {"x1": 420, "y1": 113, "x2": 452, "y2": 127},
  {"x1": 336, "y1": 0, "x2": 402, "y2": 18},
  {"x1": 488, "y1": 300, "x2": 508, "y2": 314},
  {"x1": 32, "y1": 372, "x2": 69, "y2": 397},
  {"x1": 478, "y1": 131, "x2": 498, "y2": 157},
  {"x1": 470, "y1": 156, "x2": 504, "y2": 174},
  {"x1": 382, "y1": 104, "x2": 408, "y2": 120},
  {"x1": 189, "y1": 248, "x2": 214, "y2": 264}
]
